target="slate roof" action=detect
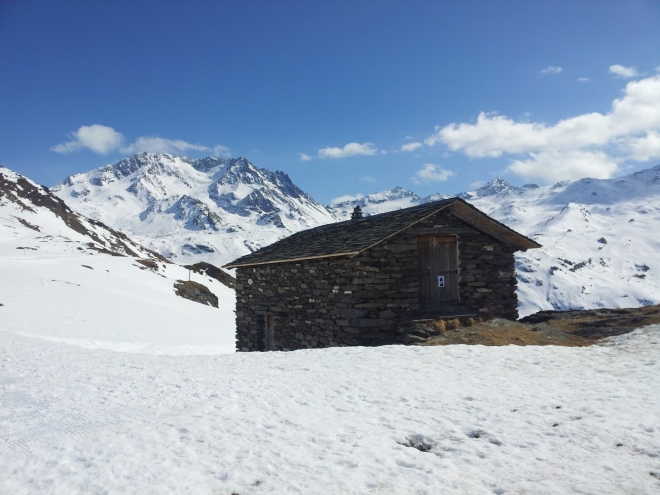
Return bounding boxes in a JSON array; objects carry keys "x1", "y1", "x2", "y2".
[{"x1": 223, "y1": 198, "x2": 540, "y2": 268}]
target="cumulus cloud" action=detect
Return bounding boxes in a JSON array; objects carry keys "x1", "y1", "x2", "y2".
[
  {"x1": 51, "y1": 124, "x2": 124, "y2": 154},
  {"x1": 577, "y1": 77, "x2": 590, "y2": 82},
  {"x1": 539, "y1": 66, "x2": 563, "y2": 75},
  {"x1": 412, "y1": 164, "x2": 455, "y2": 185},
  {"x1": 424, "y1": 75, "x2": 660, "y2": 182},
  {"x1": 401, "y1": 142, "x2": 423, "y2": 152},
  {"x1": 52, "y1": 124, "x2": 230, "y2": 158},
  {"x1": 318, "y1": 142, "x2": 377, "y2": 158},
  {"x1": 330, "y1": 193, "x2": 364, "y2": 204},
  {"x1": 509, "y1": 149, "x2": 618, "y2": 183},
  {"x1": 361, "y1": 175, "x2": 376, "y2": 182},
  {"x1": 298, "y1": 152, "x2": 311, "y2": 161},
  {"x1": 609, "y1": 65, "x2": 638, "y2": 78},
  {"x1": 121, "y1": 137, "x2": 212, "y2": 155},
  {"x1": 627, "y1": 131, "x2": 660, "y2": 162}
]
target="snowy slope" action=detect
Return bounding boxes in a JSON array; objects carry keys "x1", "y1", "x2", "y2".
[
  {"x1": 0, "y1": 166, "x2": 236, "y2": 354},
  {"x1": 52, "y1": 153, "x2": 336, "y2": 267},
  {"x1": 1, "y1": 327, "x2": 658, "y2": 494},
  {"x1": 328, "y1": 166, "x2": 660, "y2": 316}
]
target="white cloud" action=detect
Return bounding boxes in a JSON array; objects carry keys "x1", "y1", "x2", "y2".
[
  {"x1": 213, "y1": 145, "x2": 231, "y2": 157},
  {"x1": 508, "y1": 149, "x2": 618, "y2": 183},
  {"x1": 424, "y1": 75, "x2": 660, "y2": 182},
  {"x1": 627, "y1": 131, "x2": 660, "y2": 162},
  {"x1": 330, "y1": 193, "x2": 364, "y2": 204},
  {"x1": 577, "y1": 77, "x2": 590, "y2": 82},
  {"x1": 298, "y1": 152, "x2": 311, "y2": 161},
  {"x1": 609, "y1": 64, "x2": 638, "y2": 78},
  {"x1": 361, "y1": 175, "x2": 376, "y2": 182},
  {"x1": 51, "y1": 124, "x2": 124, "y2": 154},
  {"x1": 121, "y1": 137, "x2": 211, "y2": 155},
  {"x1": 52, "y1": 124, "x2": 231, "y2": 158},
  {"x1": 412, "y1": 164, "x2": 455, "y2": 185},
  {"x1": 318, "y1": 142, "x2": 377, "y2": 158},
  {"x1": 539, "y1": 66, "x2": 563, "y2": 75},
  {"x1": 401, "y1": 142, "x2": 423, "y2": 152}
]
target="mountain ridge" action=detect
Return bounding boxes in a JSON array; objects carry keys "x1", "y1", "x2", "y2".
[
  {"x1": 51, "y1": 153, "x2": 660, "y2": 316},
  {"x1": 52, "y1": 152, "x2": 337, "y2": 265}
]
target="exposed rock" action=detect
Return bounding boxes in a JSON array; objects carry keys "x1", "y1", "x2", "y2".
[
  {"x1": 173, "y1": 280, "x2": 219, "y2": 308},
  {"x1": 136, "y1": 259, "x2": 161, "y2": 271},
  {"x1": 0, "y1": 166, "x2": 167, "y2": 261},
  {"x1": 519, "y1": 304, "x2": 660, "y2": 338},
  {"x1": 183, "y1": 262, "x2": 236, "y2": 289},
  {"x1": 414, "y1": 304, "x2": 660, "y2": 347}
]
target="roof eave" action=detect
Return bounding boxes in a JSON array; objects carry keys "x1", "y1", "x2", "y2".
[
  {"x1": 448, "y1": 200, "x2": 541, "y2": 250},
  {"x1": 222, "y1": 250, "x2": 360, "y2": 269},
  {"x1": 353, "y1": 202, "x2": 454, "y2": 256}
]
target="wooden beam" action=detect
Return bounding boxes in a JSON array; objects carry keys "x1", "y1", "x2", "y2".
[
  {"x1": 408, "y1": 227, "x2": 477, "y2": 235},
  {"x1": 449, "y1": 208, "x2": 513, "y2": 246},
  {"x1": 223, "y1": 251, "x2": 360, "y2": 269},
  {"x1": 354, "y1": 204, "x2": 452, "y2": 256}
]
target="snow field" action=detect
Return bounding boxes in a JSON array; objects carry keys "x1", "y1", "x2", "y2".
[
  {"x1": 0, "y1": 254, "x2": 236, "y2": 354},
  {"x1": 1, "y1": 204, "x2": 236, "y2": 355},
  {"x1": 1, "y1": 328, "x2": 659, "y2": 494}
]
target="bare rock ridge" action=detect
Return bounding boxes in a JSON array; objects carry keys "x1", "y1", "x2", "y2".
[{"x1": 0, "y1": 166, "x2": 164, "y2": 260}]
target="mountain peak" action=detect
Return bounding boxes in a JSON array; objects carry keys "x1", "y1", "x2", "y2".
[
  {"x1": 476, "y1": 177, "x2": 518, "y2": 197},
  {"x1": 52, "y1": 153, "x2": 336, "y2": 264}
]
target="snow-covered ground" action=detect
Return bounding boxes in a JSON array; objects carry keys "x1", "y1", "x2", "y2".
[
  {"x1": 1, "y1": 327, "x2": 658, "y2": 494},
  {"x1": 0, "y1": 254, "x2": 236, "y2": 355}
]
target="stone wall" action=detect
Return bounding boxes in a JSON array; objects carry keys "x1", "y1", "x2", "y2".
[{"x1": 234, "y1": 209, "x2": 519, "y2": 351}]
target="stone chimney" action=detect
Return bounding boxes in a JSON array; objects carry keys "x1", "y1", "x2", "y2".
[{"x1": 351, "y1": 205, "x2": 363, "y2": 219}]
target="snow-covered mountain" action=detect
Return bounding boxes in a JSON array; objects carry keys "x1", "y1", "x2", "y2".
[
  {"x1": 52, "y1": 153, "x2": 336, "y2": 266},
  {"x1": 0, "y1": 165, "x2": 236, "y2": 354},
  {"x1": 328, "y1": 167, "x2": 660, "y2": 315},
  {"x1": 51, "y1": 152, "x2": 660, "y2": 316},
  {"x1": 328, "y1": 186, "x2": 425, "y2": 218},
  {"x1": 1, "y1": 165, "x2": 159, "y2": 259}
]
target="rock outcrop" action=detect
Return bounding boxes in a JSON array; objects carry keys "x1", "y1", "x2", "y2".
[{"x1": 173, "y1": 280, "x2": 219, "y2": 308}]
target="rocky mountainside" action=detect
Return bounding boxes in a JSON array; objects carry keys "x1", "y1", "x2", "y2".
[
  {"x1": 327, "y1": 166, "x2": 660, "y2": 315},
  {"x1": 1, "y1": 165, "x2": 160, "y2": 259},
  {"x1": 52, "y1": 153, "x2": 336, "y2": 266}
]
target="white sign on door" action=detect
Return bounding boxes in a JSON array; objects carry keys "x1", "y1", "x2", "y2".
[{"x1": 438, "y1": 275, "x2": 445, "y2": 288}]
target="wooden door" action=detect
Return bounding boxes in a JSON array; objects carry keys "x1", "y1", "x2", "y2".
[{"x1": 418, "y1": 235, "x2": 459, "y2": 308}]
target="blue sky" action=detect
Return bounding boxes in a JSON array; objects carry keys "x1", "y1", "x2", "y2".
[{"x1": 1, "y1": 0, "x2": 659, "y2": 204}]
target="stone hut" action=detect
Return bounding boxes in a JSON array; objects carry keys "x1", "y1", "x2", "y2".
[{"x1": 223, "y1": 198, "x2": 540, "y2": 352}]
